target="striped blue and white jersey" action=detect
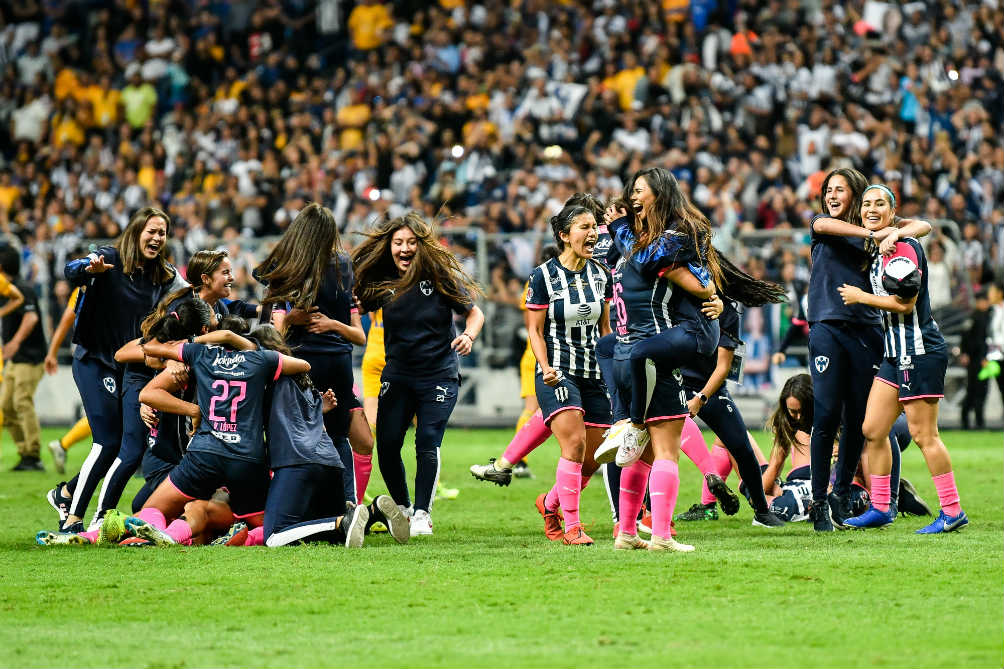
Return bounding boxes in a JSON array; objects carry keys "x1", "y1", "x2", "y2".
[
  {"x1": 526, "y1": 257, "x2": 612, "y2": 379},
  {"x1": 867, "y1": 237, "x2": 945, "y2": 358}
]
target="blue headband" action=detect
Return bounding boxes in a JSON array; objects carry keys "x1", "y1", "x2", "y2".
[{"x1": 865, "y1": 184, "x2": 896, "y2": 208}]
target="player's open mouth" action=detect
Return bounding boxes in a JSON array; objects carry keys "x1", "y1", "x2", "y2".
[
  {"x1": 583, "y1": 241, "x2": 595, "y2": 253},
  {"x1": 145, "y1": 243, "x2": 160, "y2": 255},
  {"x1": 827, "y1": 201, "x2": 842, "y2": 213}
]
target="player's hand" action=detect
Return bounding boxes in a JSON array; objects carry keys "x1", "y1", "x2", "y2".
[
  {"x1": 85, "y1": 255, "x2": 113, "y2": 274},
  {"x1": 44, "y1": 354, "x2": 58, "y2": 375},
  {"x1": 307, "y1": 312, "x2": 337, "y2": 334},
  {"x1": 686, "y1": 395, "x2": 702, "y2": 418},
  {"x1": 702, "y1": 294, "x2": 723, "y2": 319},
  {"x1": 140, "y1": 403, "x2": 159, "y2": 429},
  {"x1": 837, "y1": 283, "x2": 864, "y2": 305},
  {"x1": 187, "y1": 405, "x2": 201, "y2": 436},
  {"x1": 321, "y1": 388, "x2": 338, "y2": 413},
  {"x1": 771, "y1": 351, "x2": 786, "y2": 366},
  {"x1": 605, "y1": 204, "x2": 627, "y2": 225},
  {"x1": 2, "y1": 341, "x2": 19, "y2": 360},
  {"x1": 166, "y1": 360, "x2": 189, "y2": 387},
  {"x1": 451, "y1": 333, "x2": 474, "y2": 356},
  {"x1": 285, "y1": 306, "x2": 318, "y2": 326},
  {"x1": 541, "y1": 366, "x2": 562, "y2": 386},
  {"x1": 878, "y1": 227, "x2": 900, "y2": 255}
]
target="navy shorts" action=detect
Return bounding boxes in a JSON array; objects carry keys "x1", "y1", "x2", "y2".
[
  {"x1": 536, "y1": 372, "x2": 611, "y2": 428},
  {"x1": 875, "y1": 350, "x2": 948, "y2": 401},
  {"x1": 612, "y1": 354, "x2": 688, "y2": 424},
  {"x1": 168, "y1": 450, "x2": 270, "y2": 518}
]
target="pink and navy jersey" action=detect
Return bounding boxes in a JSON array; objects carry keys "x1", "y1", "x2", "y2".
[
  {"x1": 526, "y1": 257, "x2": 612, "y2": 379},
  {"x1": 867, "y1": 238, "x2": 945, "y2": 358},
  {"x1": 181, "y1": 342, "x2": 281, "y2": 463}
]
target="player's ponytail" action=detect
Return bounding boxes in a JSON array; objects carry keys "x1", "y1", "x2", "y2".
[
  {"x1": 718, "y1": 255, "x2": 788, "y2": 307},
  {"x1": 141, "y1": 297, "x2": 213, "y2": 342}
]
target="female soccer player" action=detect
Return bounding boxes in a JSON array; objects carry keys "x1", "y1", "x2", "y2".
[
  {"x1": 825, "y1": 185, "x2": 965, "y2": 533},
  {"x1": 49, "y1": 207, "x2": 186, "y2": 533},
  {"x1": 353, "y1": 212, "x2": 484, "y2": 536},
  {"x1": 255, "y1": 203, "x2": 371, "y2": 508},
  {"x1": 521, "y1": 203, "x2": 613, "y2": 545},
  {"x1": 803, "y1": 169, "x2": 930, "y2": 531},
  {"x1": 120, "y1": 325, "x2": 311, "y2": 545}
]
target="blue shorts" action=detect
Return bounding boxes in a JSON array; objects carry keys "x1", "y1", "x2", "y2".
[
  {"x1": 612, "y1": 355, "x2": 688, "y2": 424},
  {"x1": 168, "y1": 450, "x2": 269, "y2": 518},
  {"x1": 536, "y1": 372, "x2": 611, "y2": 428},
  {"x1": 875, "y1": 350, "x2": 947, "y2": 401}
]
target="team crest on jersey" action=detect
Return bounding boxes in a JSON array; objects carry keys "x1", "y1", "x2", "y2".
[
  {"x1": 814, "y1": 356, "x2": 829, "y2": 373},
  {"x1": 103, "y1": 376, "x2": 116, "y2": 394},
  {"x1": 672, "y1": 368, "x2": 683, "y2": 383},
  {"x1": 419, "y1": 280, "x2": 433, "y2": 296}
]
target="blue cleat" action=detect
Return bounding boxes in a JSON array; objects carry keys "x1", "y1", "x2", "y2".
[
  {"x1": 844, "y1": 506, "x2": 895, "y2": 529},
  {"x1": 915, "y1": 510, "x2": 968, "y2": 534}
]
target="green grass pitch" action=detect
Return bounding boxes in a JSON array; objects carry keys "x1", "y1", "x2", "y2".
[{"x1": 0, "y1": 427, "x2": 1001, "y2": 668}]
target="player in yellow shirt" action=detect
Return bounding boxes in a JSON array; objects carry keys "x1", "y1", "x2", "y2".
[{"x1": 43, "y1": 287, "x2": 91, "y2": 474}]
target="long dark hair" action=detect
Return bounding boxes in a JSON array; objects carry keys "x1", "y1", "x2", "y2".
[
  {"x1": 564, "y1": 192, "x2": 605, "y2": 223},
  {"x1": 255, "y1": 203, "x2": 341, "y2": 310},
  {"x1": 352, "y1": 211, "x2": 482, "y2": 313},
  {"x1": 139, "y1": 297, "x2": 213, "y2": 342},
  {"x1": 818, "y1": 167, "x2": 868, "y2": 226},
  {"x1": 766, "y1": 373, "x2": 814, "y2": 460},
  {"x1": 117, "y1": 206, "x2": 175, "y2": 285},
  {"x1": 718, "y1": 255, "x2": 787, "y2": 307},
  {"x1": 549, "y1": 204, "x2": 592, "y2": 251}
]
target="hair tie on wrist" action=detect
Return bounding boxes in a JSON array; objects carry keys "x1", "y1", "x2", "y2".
[{"x1": 171, "y1": 311, "x2": 179, "y2": 320}]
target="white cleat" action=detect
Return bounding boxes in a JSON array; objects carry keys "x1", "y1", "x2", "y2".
[
  {"x1": 48, "y1": 440, "x2": 66, "y2": 474},
  {"x1": 342, "y1": 503, "x2": 368, "y2": 548},
  {"x1": 410, "y1": 509, "x2": 433, "y2": 536},
  {"x1": 594, "y1": 422, "x2": 630, "y2": 464},
  {"x1": 375, "y1": 495, "x2": 410, "y2": 544},
  {"x1": 613, "y1": 532, "x2": 650, "y2": 550},
  {"x1": 614, "y1": 426, "x2": 650, "y2": 467},
  {"x1": 648, "y1": 534, "x2": 694, "y2": 552}
]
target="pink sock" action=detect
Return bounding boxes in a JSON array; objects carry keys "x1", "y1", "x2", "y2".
[
  {"x1": 555, "y1": 458, "x2": 583, "y2": 530},
  {"x1": 679, "y1": 417, "x2": 710, "y2": 472},
  {"x1": 870, "y1": 474, "x2": 892, "y2": 512},
  {"x1": 932, "y1": 471, "x2": 962, "y2": 516},
  {"x1": 80, "y1": 530, "x2": 98, "y2": 543},
  {"x1": 701, "y1": 446, "x2": 733, "y2": 506},
  {"x1": 502, "y1": 411, "x2": 551, "y2": 464},
  {"x1": 166, "y1": 519, "x2": 193, "y2": 546},
  {"x1": 353, "y1": 452, "x2": 373, "y2": 504},
  {"x1": 135, "y1": 507, "x2": 167, "y2": 530},
  {"x1": 649, "y1": 459, "x2": 680, "y2": 538},
  {"x1": 244, "y1": 526, "x2": 264, "y2": 546},
  {"x1": 546, "y1": 471, "x2": 593, "y2": 512},
  {"x1": 618, "y1": 461, "x2": 651, "y2": 535}
]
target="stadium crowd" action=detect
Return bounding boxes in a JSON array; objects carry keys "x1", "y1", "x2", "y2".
[{"x1": 1, "y1": 0, "x2": 1001, "y2": 332}]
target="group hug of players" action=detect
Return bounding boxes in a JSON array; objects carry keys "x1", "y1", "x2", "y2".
[{"x1": 35, "y1": 164, "x2": 967, "y2": 551}]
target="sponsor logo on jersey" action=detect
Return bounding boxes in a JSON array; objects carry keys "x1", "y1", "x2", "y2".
[
  {"x1": 435, "y1": 385, "x2": 449, "y2": 402},
  {"x1": 814, "y1": 355, "x2": 829, "y2": 373},
  {"x1": 212, "y1": 352, "x2": 246, "y2": 371}
]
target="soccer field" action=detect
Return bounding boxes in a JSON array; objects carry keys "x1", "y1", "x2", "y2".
[{"x1": 1, "y1": 427, "x2": 1001, "y2": 668}]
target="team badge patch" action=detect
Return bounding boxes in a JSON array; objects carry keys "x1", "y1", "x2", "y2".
[
  {"x1": 379, "y1": 381, "x2": 390, "y2": 397},
  {"x1": 554, "y1": 386, "x2": 569, "y2": 402},
  {"x1": 419, "y1": 280, "x2": 433, "y2": 296},
  {"x1": 814, "y1": 356, "x2": 829, "y2": 373},
  {"x1": 103, "y1": 376, "x2": 117, "y2": 394}
]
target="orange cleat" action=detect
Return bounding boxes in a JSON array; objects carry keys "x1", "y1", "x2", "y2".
[
  {"x1": 611, "y1": 521, "x2": 619, "y2": 539},
  {"x1": 562, "y1": 525, "x2": 594, "y2": 545},
  {"x1": 535, "y1": 492, "x2": 564, "y2": 540},
  {"x1": 670, "y1": 519, "x2": 677, "y2": 537}
]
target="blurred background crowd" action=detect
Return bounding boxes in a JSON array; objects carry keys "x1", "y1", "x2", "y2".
[{"x1": 0, "y1": 0, "x2": 1001, "y2": 422}]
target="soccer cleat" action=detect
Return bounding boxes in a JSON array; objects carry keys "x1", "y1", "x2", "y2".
[
  {"x1": 12, "y1": 456, "x2": 44, "y2": 471},
  {"x1": 374, "y1": 495, "x2": 410, "y2": 544},
  {"x1": 36, "y1": 530, "x2": 89, "y2": 546},
  {"x1": 48, "y1": 440, "x2": 66, "y2": 474},
  {"x1": 124, "y1": 516, "x2": 176, "y2": 546},
  {"x1": 342, "y1": 503, "x2": 369, "y2": 548},
  {"x1": 86, "y1": 510, "x2": 105, "y2": 533},
  {"x1": 614, "y1": 426, "x2": 650, "y2": 467},
  {"x1": 210, "y1": 522, "x2": 249, "y2": 546},
  {"x1": 613, "y1": 532, "x2": 649, "y2": 550},
  {"x1": 594, "y1": 422, "x2": 630, "y2": 464},
  {"x1": 410, "y1": 509, "x2": 433, "y2": 536},
  {"x1": 369, "y1": 521, "x2": 389, "y2": 533},
  {"x1": 844, "y1": 506, "x2": 895, "y2": 529},
  {"x1": 828, "y1": 491, "x2": 851, "y2": 529},
  {"x1": 47, "y1": 483, "x2": 72, "y2": 523},
  {"x1": 648, "y1": 534, "x2": 694, "y2": 552},
  {"x1": 535, "y1": 492, "x2": 564, "y2": 541},
  {"x1": 675, "y1": 502, "x2": 719, "y2": 521},
  {"x1": 752, "y1": 511, "x2": 786, "y2": 528},
  {"x1": 611, "y1": 521, "x2": 620, "y2": 539},
  {"x1": 119, "y1": 537, "x2": 154, "y2": 547},
  {"x1": 97, "y1": 510, "x2": 127, "y2": 545},
  {"x1": 638, "y1": 509, "x2": 653, "y2": 536},
  {"x1": 915, "y1": 509, "x2": 969, "y2": 534},
  {"x1": 436, "y1": 482, "x2": 459, "y2": 500},
  {"x1": 469, "y1": 458, "x2": 512, "y2": 487},
  {"x1": 562, "y1": 525, "x2": 594, "y2": 546},
  {"x1": 59, "y1": 520, "x2": 84, "y2": 534},
  {"x1": 897, "y1": 478, "x2": 932, "y2": 516},
  {"x1": 704, "y1": 474, "x2": 740, "y2": 516},
  {"x1": 808, "y1": 499, "x2": 834, "y2": 532},
  {"x1": 512, "y1": 460, "x2": 534, "y2": 479}
]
